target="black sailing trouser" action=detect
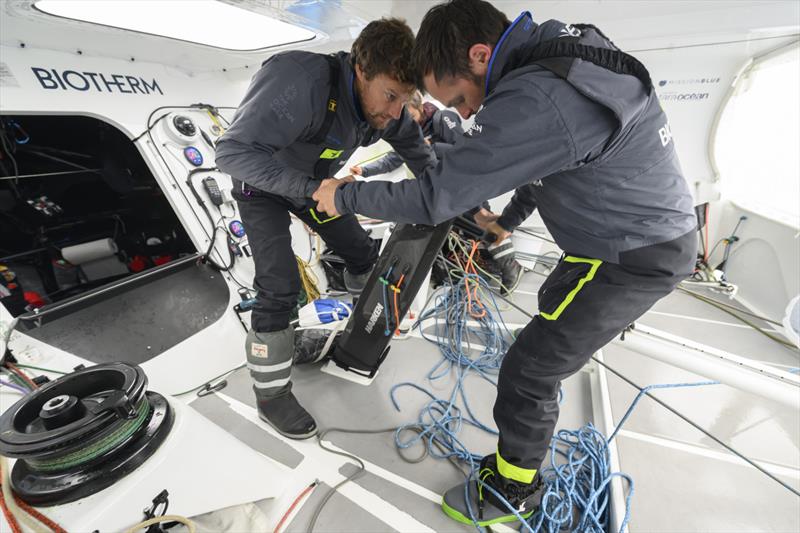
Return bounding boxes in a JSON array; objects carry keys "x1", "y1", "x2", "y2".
[
  {"x1": 494, "y1": 230, "x2": 697, "y2": 477},
  {"x1": 232, "y1": 182, "x2": 378, "y2": 332}
]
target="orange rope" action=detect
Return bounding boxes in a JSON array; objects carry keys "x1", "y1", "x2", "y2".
[
  {"x1": 13, "y1": 494, "x2": 68, "y2": 533},
  {"x1": 1, "y1": 462, "x2": 68, "y2": 533},
  {"x1": 0, "y1": 496, "x2": 21, "y2": 533},
  {"x1": 392, "y1": 274, "x2": 405, "y2": 335},
  {"x1": 464, "y1": 241, "x2": 486, "y2": 318}
]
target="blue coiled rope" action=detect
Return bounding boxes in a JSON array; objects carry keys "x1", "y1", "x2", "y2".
[{"x1": 389, "y1": 269, "x2": 722, "y2": 532}]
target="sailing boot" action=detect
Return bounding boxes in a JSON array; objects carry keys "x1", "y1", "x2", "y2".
[
  {"x1": 441, "y1": 454, "x2": 542, "y2": 527},
  {"x1": 343, "y1": 268, "x2": 371, "y2": 299},
  {"x1": 246, "y1": 327, "x2": 317, "y2": 439},
  {"x1": 486, "y1": 240, "x2": 523, "y2": 295}
]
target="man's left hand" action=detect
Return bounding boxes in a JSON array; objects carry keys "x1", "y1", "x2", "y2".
[{"x1": 312, "y1": 176, "x2": 353, "y2": 217}]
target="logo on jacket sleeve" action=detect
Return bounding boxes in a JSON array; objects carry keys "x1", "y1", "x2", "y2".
[
  {"x1": 658, "y1": 123, "x2": 673, "y2": 147},
  {"x1": 560, "y1": 24, "x2": 581, "y2": 37},
  {"x1": 465, "y1": 123, "x2": 483, "y2": 136}
]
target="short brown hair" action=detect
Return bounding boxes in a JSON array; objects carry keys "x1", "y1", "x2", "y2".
[
  {"x1": 408, "y1": 91, "x2": 424, "y2": 112},
  {"x1": 351, "y1": 18, "x2": 416, "y2": 86},
  {"x1": 413, "y1": 0, "x2": 510, "y2": 88}
]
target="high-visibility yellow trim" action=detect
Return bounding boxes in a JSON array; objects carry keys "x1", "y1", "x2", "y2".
[
  {"x1": 441, "y1": 497, "x2": 534, "y2": 527},
  {"x1": 539, "y1": 256, "x2": 602, "y2": 321},
  {"x1": 309, "y1": 208, "x2": 339, "y2": 224},
  {"x1": 319, "y1": 148, "x2": 343, "y2": 159},
  {"x1": 328, "y1": 99, "x2": 337, "y2": 112},
  {"x1": 496, "y1": 451, "x2": 537, "y2": 484},
  {"x1": 495, "y1": 450, "x2": 536, "y2": 484}
]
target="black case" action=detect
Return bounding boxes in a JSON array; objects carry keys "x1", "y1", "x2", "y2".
[{"x1": 331, "y1": 221, "x2": 453, "y2": 376}]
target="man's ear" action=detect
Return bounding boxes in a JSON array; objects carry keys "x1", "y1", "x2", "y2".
[
  {"x1": 467, "y1": 43, "x2": 492, "y2": 77},
  {"x1": 354, "y1": 62, "x2": 365, "y2": 81}
]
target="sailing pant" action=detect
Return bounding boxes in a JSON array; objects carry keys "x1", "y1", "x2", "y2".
[
  {"x1": 493, "y1": 230, "x2": 696, "y2": 482},
  {"x1": 232, "y1": 181, "x2": 379, "y2": 333}
]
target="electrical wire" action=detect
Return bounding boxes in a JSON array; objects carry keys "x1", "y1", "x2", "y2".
[
  {"x1": 13, "y1": 363, "x2": 68, "y2": 375},
  {"x1": 309, "y1": 425, "x2": 442, "y2": 532},
  {"x1": 4, "y1": 363, "x2": 37, "y2": 390},
  {"x1": 273, "y1": 480, "x2": 318, "y2": 533},
  {"x1": 172, "y1": 363, "x2": 246, "y2": 397},
  {"x1": 0, "y1": 378, "x2": 27, "y2": 395}
]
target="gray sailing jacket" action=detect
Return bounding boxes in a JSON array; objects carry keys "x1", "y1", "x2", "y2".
[
  {"x1": 216, "y1": 51, "x2": 434, "y2": 206},
  {"x1": 335, "y1": 14, "x2": 697, "y2": 266},
  {"x1": 360, "y1": 108, "x2": 463, "y2": 177}
]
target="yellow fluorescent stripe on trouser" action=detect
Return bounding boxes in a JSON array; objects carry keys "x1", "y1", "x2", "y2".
[
  {"x1": 496, "y1": 450, "x2": 537, "y2": 484},
  {"x1": 539, "y1": 256, "x2": 602, "y2": 321},
  {"x1": 309, "y1": 208, "x2": 339, "y2": 224},
  {"x1": 319, "y1": 148, "x2": 343, "y2": 159}
]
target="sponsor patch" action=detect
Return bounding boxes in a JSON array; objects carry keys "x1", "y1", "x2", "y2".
[{"x1": 251, "y1": 343, "x2": 268, "y2": 358}]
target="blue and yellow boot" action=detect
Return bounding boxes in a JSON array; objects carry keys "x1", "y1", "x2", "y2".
[{"x1": 441, "y1": 454, "x2": 542, "y2": 527}]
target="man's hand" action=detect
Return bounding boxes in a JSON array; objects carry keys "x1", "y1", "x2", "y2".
[
  {"x1": 473, "y1": 207, "x2": 499, "y2": 229},
  {"x1": 312, "y1": 176, "x2": 354, "y2": 217},
  {"x1": 350, "y1": 165, "x2": 363, "y2": 176},
  {"x1": 484, "y1": 220, "x2": 512, "y2": 244}
]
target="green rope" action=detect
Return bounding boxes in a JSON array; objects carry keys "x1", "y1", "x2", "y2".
[{"x1": 28, "y1": 398, "x2": 150, "y2": 472}]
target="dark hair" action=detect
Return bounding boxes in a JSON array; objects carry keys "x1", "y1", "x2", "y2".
[
  {"x1": 351, "y1": 18, "x2": 416, "y2": 86},
  {"x1": 413, "y1": 0, "x2": 510, "y2": 87}
]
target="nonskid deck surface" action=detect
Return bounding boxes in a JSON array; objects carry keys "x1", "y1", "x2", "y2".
[{"x1": 186, "y1": 272, "x2": 800, "y2": 532}]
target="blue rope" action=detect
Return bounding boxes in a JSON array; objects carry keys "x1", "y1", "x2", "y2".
[
  {"x1": 389, "y1": 272, "x2": 720, "y2": 533},
  {"x1": 379, "y1": 265, "x2": 395, "y2": 337}
]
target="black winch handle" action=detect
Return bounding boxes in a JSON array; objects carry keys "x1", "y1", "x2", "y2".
[{"x1": 90, "y1": 390, "x2": 138, "y2": 419}]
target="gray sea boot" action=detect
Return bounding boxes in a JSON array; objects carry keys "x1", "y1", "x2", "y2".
[{"x1": 246, "y1": 327, "x2": 317, "y2": 439}]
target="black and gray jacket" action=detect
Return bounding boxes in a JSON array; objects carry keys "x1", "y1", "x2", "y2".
[
  {"x1": 216, "y1": 51, "x2": 435, "y2": 206},
  {"x1": 335, "y1": 13, "x2": 697, "y2": 267},
  {"x1": 360, "y1": 107, "x2": 463, "y2": 177}
]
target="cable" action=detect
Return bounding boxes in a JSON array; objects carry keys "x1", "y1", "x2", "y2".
[
  {"x1": 310, "y1": 425, "x2": 441, "y2": 532},
  {"x1": 0, "y1": 378, "x2": 27, "y2": 394},
  {"x1": 677, "y1": 287, "x2": 797, "y2": 349},
  {"x1": 677, "y1": 287, "x2": 782, "y2": 325},
  {"x1": 4, "y1": 363, "x2": 36, "y2": 390},
  {"x1": 591, "y1": 355, "x2": 800, "y2": 498},
  {"x1": 629, "y1": 33, "x2": 799, "y2": 53},
  {"x1": 13, "y1": 363, "x2": 68, "y2": 375},
  {"x1": 172, "y1": 363, "x2": 246, "y2": 397},
  {"x1": 6, "y1": 373, "x2": 30, "y2": 392},
  {"x1": 514, "y1": 226, "x2": 558, "y2": 245},
  {"x1": 131, "y1": 112, "x2": 168, "y2": 143},
  {"x1": 273, "y1": 480, "x2": 319, "y2": 533},
  {"x1": 122, "y1": 515, "x2": 196, "y2": 533}
]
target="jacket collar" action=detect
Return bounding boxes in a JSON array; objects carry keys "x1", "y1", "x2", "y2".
[
  {"x1": 339, "y1": 52, "x2": 366, "y2": 123},
  {"x1": 484, "y1": 11, "x2": 538, "y2": 94}
]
